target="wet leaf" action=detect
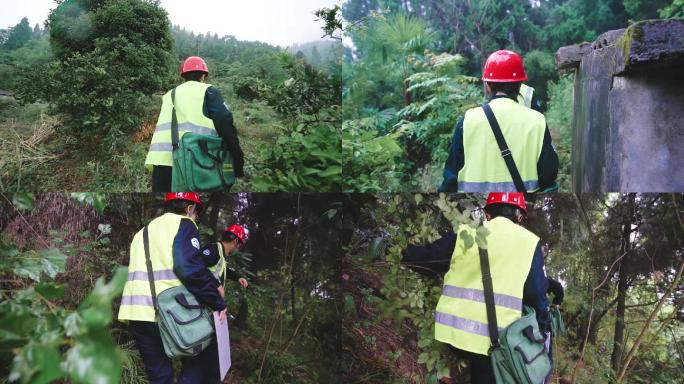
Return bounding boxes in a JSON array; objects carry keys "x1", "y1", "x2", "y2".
[
  {"x1": 12, "y1": 193, "x2": 36, "y2": 211},
  {"x1": 10, "y1": 341, "x2": 63, "y2": 384},
  {"x1": 64, "y1": 329, "x2": 121, "y2": 384},
  {"x1": 35, "y1": 283, "x2": 67, "y2": 300},
  {"x1": 459, "y1": 230, "x2": 474, "y2": 250},
  {"x1": 78, "y1": 267, "x2": 127, "y2": 329}
]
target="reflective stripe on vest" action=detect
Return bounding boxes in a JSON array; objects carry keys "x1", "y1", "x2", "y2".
[
  {"x1": 118, "y1": 213, "x2": 196, "y2": 322},
  {"x1": 517, "y1": 83, "x2": 534, "y2": 108},
  {"x1": 434, "y1": 217, "x2": 539, "y2": 355},
  {"x1": 457, "y1": 97, "x2": 546, "y2": 193},
  {"x1": 144, "y1": 81, "x2": 218, "y2": 169}
]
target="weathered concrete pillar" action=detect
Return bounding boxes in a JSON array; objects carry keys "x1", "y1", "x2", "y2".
[{"x1": 556, "y1": 19, "x2": 684, "y2": 192}]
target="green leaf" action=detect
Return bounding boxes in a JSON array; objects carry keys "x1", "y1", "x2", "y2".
[
  {"x1": 417, "y1": 352, "x2": 429, "y2": 364},
  {"x1": 64, "y1": 329, "x2": 121, "y2": 384},
  {"x1": 10, "y1": 341, "x2": 63, "y2": 384},
  {"x1": 368, "y1": 237, "x2": 386, "y2": 259},
  {"x1": 437, "y1": 365, "x2": 450, "y2": 379},
  {"x1": 78, "y1": 267, "x2": 128, "y2": 329},
  {"x1": 319, "y1": 165, "x2": 342, "y2": 178},
  {"x1": 12, "y1": 193, "x2": 36, "y2": 211},
  {"x1": 70, "y1": 193, "x2": 107, "y2": 214},
  {"x1": 14, "y1": 264, "x2": 43, "y2": 282},
  {"x1": 459, "y1": 230, "x2": 474, "y2": 250},
  {"x1": 40, "y1": 248, "x2": 68, "y2": 279},
  {"x1": 35, "y1": 283, "x2": 68, "y2": 300}
]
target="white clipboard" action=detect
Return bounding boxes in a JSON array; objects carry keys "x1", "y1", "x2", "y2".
[{"x1": 213, "y1": 312, "x2": 231, "y2": 381}]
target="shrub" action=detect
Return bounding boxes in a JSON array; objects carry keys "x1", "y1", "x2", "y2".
[{"x1": 16, "y1": 0, "x2": 175, "y2": 148}]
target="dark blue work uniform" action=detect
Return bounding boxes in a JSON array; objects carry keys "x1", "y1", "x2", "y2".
[
  {"x1": 438, "y1": 94, "x2": 559, "y2": 192},
  {"x1": 403, "y1": 226, "x2": 551, "y2": 383},
  {"x1": 151, "y1": 85, "x2": 245, "y2": 192},
  {"x1": 128, "y1": 218, "x2": 234, "y2": 384}
]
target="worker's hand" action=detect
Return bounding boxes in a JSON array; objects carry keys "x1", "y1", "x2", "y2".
[
  {"x1": 218, "y1": 308, "x2": 228, "y2": 324},
  {"x1": 238, "y1": 277, "x2": 248, "y2": 288},
  {"x1": 217, "y1": 285, "x2": 225, "y2": 298}
]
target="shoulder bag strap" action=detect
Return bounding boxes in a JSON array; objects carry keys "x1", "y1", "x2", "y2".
[
  {"x1": 171, "y1": 87, "x2": 179, "y2": 151},
  {"x1": 481, "y1": 103, "x2": 527, "y2": 193},
  {"x1": 143, "y1": 226, "x2": 158, "y2": 313},
  {"x1": 478, "y1": 246, "x2": 500, "y2": 349}
]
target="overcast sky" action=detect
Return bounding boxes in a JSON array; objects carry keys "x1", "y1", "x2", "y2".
[{"x1": 0, "y1": 0, "x2": 339, "y2": 47}]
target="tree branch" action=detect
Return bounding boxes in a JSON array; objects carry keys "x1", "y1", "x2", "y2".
[{"x1": 615, "y1": 195, "x2": 684, "y2": 382}]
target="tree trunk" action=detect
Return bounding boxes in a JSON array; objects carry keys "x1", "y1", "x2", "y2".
[
  {"x1": 611, "y1": 194, "x2": 635, "y2": 371},
  {"x1": 610, "y1": 265, "x2": 628, "y2": 370}
]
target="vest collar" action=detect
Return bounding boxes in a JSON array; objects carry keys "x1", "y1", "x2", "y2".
[
  {"x1": 162, "y1": 212, "x2": 198, "y2": 225},
  {"x1": 487, "y1": 94, "x2": 517, "y2": 103}
]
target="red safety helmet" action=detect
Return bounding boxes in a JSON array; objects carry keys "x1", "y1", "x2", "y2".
[
  {"x1": 180, "y1": 56, "x2": 209, "y2": 75},
  {"x1": 224, "y1": 224, "x2": 247, "y2": 244},
  {"x1": 164, "y1": 192, "x2": 202, "y2": 206},
  {"x1": 481, "y1": 50, "x2": 527, "y2": 82},
  {"x1": 485, "y1": 192, "x2": 527, "y2": 216}
]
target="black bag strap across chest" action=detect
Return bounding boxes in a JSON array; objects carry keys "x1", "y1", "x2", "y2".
[
  {"x1": 171, "y1": 87, "x2": 179, "y2": 151},
  {"x1": 479, "y1": 247, "x2": 500, "y2": 350},
  {"x1": 142, "y1": 226, "x2": 158, "y2": 313}
]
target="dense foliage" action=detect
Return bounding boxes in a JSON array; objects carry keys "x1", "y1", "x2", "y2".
[
  {"x1": 342, "y1": 193, "x2": 684, "y2": 383},
  {"x1": 341, "y1": 0, "x2": 681, "y2": 192},
  {"x1": 0, "y1": 1, "x2": 342, "y2": 192},
  {"x1": 0, "y1": 192, "x2": 343, "y2": 383},
  {"x1": 18, "y1": 0, "x2": 175, "y2": 145}
]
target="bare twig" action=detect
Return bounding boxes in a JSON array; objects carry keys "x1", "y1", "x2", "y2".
[
  {"x1": 0, "y1": 193, "x2": 51, "y2": 249},
  {"x1": 616, "y1": 253, "x2": 684, "y2": 382},
  {"x1": 570, "y1": 195, "x2": 630, "y2": 383},
  {"x1": 614, "y1": 195, "x2": 684, "y2": 382}
]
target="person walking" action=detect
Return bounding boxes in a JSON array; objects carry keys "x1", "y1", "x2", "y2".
[
  {"x1": 403, "y1": 192, "x2": 551, "y2": 383},
  {"x1": 439, "y1": 50, "x2": 558, "y2": 192},
  {"x1": 145, "y1": 56, "x2": 245, "y2": 192}
]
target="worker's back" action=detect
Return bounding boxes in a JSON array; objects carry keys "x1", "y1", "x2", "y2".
[
  {"x1": 145, "y1": 81, "x2": 218, "y2": 169},
  {"x1": 434, "y1": 216, "x2": 539, "y2": 355},
  {"x1": 118, "y1": 212, "x2": 191, "y2": 322},
  {"x1": 458, "y1": 97, "x2": 547, "y2": 192}
]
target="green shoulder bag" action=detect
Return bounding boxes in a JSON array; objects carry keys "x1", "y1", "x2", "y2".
[
  {"x1": 478, "y1": 247, "x2": 552, "y2": 384},
  {"x1": 142, "y1": 226, "x2": 214, "y2": 358},
  {"x1": 169, "y1": 87, "x2": 235, "y2": 192}
]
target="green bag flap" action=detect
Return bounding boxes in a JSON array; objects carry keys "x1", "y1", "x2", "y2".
[
  {"x1": 157, "y1": 286, "x2": 213, "y2": 349},
  {"x1": 494, "y1": 306, "x2": 552, "y2": 384},
  {"x1": 172, "y1": 132, "x2": 235, "y2": 192}
]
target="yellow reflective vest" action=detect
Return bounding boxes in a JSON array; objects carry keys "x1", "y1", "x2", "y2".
[
  {"x1": 457, "y1": 97, "x2": 546, "y2": 192},
  {"x1": 144, "y1": 81, "x2": 219, "y2": 170},
  {"x1": 118, "y1": 213, "x2": 195, "y2": 322},
  {"x1": 517, "y1": 83, "x2": 534, "y2": 108},
  {"x1": 434, "y1": 217, "x2": 540, "y2": 355}
]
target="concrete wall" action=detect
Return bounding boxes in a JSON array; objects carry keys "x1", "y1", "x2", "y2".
[{"x1": 557, "y1": 19, "x2": 684, "y2": 192}]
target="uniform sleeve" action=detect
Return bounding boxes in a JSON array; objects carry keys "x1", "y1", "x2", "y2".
[
  {"x1": 438, "y1": 117, "x2": 465, "y2": 192},
  {"x1": 531, "y1": 97, "x2": 543, "y2": 112},
  {"x1": 401, "y1": 232, "x2": 457, "y2": 275},
  {"x1": 537, "y1": 126, "x2": 559, "y2": 190},
  {"x1": 198, "y1": 242, "x2": 241, "y2": 283},
  {"x1": 199, "y1": 242, "x2": 221, "y2": 267},
  {"x1": 225, "y1": 268, "x2": 240, "y2": 282},
  {"x1": 204, "y1": 86, "x2": 245, "y2": 177},
  {"x1": 547, "y1": 278, "x2": 565, "y2": 305},
  {"x1": 523, "y1": 243, "x2": 551, "y2": 333},
  {"x1": 172, "y1": 219, "x2": 226, "y2": 311}
]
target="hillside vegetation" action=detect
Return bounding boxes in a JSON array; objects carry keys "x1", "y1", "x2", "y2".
[{"x1": 0, "y1": 0, "x2": 342, "y2": 192}]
